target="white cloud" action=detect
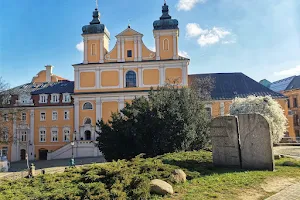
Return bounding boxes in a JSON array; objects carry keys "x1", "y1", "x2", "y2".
[
  {"x1": 186, "y1": 23, "x2": 235, "y2": 46},
  {"x1": 274, "y1": 65, "x2": 300, "y2": 76},
  {"x1": 76, "y1": 41, "x2": 84, "y2": 52},
  {"x1": 176, "y1": 0, "x2": 207, "y2": 11},
  {"x1": 186, "y1": 23, "x2": 207, "y2": 38},
  {"x1": 178, "y1": 50, "x2": 190, "y2": 58}
]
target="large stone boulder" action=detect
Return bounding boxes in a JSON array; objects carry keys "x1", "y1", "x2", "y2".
[
  {"x1": 171, "y1": 169, "x2": 186, "y2": 183},
  {"x1": 150, "y1": 179, "x2": 174, "y2": 195}
]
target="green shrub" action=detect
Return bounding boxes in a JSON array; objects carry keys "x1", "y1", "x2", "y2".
[
  {"x1": 97, "y1": 84, "x2": 211, "y2": 161},
  {"x1": 0, "y1": 151, "x2": 212, "y2": 200}
]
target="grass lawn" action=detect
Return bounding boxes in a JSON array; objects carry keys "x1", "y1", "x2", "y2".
[{"x1": 0, "y1": 150, "x2": 299, "y2": 200}]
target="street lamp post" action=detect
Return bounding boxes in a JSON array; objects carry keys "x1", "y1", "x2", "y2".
[
  {"x1": 69, "y1": 130, "x2": 77, "y2": 167},
  {"x1": 71, "y1": 141, "x2": 75, "y2": 159}
]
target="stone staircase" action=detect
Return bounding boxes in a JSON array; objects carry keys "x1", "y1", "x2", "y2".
[{"x1": 47, "y1": 141, "x2": 102, "y2": 160}]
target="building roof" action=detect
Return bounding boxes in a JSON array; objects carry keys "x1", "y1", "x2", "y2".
[
  {"x1": 286, "y1": 76, "x2": 300, "y2": 90},
  {"x1": 189, "y1": 73, "x2": 286, "y2": 100},
  {"x1": 266, "y1": 75, "x2": 300, "y2": 92},
  {"x1": 6, "y1": 82, "x2": 59, "y2": 95},
  {"x1": 31, "y1": 81, "x2": 74, "y2": 95}
]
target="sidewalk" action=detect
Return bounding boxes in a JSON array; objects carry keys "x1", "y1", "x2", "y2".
[{"x1": 265, "y1": 183, "x2": 300, "y2": 200}]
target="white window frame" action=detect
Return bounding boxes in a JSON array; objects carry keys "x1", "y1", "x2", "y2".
[
  {"x1": 82, "y1": 102, "x2": 93, "y2": 110},
  {"x1": 50, "y1": 94, "x2": 60, "y2": 104},
  {"x1": 91, "y1": 43, "x2": 96, "y2": 55},
  {"x1": 40, "y1": 112, "x2": 46, "y2": 121},
  {"x1": 21, "y1": 112, "x2": 27, "y2": 121},
  {"x1": 64, "y1": 110, "x2": 70, "y2": 120},
  {"x1": 163, "y1": 38, "x2": 169, "y2": 51},
  {"x1": 124, "y1": 70, "x2": 138, "y2": 88},
  {"x1": 21, "y1": 130, "x2": 27, "y2": 142},
  {"x1": 39, "y1": 94, "x2": 48, "y2": 104},
  {"x1": 62, "y1": 93, "x2": 71, "y2": 103},
  {"x1": 205, "y1": 104, "x2": 213, "y2": 119},
  {"x1": 63, "y1": 128, "x2": 70, "y2": 142},
  {"x1": 39, "y1": 129, "x2": 46, "y2": 142},
  {"x1": 51, "y1": 128, "x2": 58, "y2": 142},
  {"x1": 52, "y1": 111, "x2": 58, "y2": 121},
  {"x1": 3, "y1": 113, "x2": 8, "y2": 122},
  {"x1": 0, "y1": 147, "x2": 8, "y2": 157},
  {"x1": 2, "y1": 128, "x2": 8, "y2": 142}
]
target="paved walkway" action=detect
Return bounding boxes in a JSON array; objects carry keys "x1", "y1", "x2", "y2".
[
  {"x1": 0, "y1": 157, "x2": 106, "y2": 181},
  {"x1": 8, "y1": 156, "x2": 106, "y2": 172},
  {"x1": 265, "y1": 183, "x2": 300, "y2": 200},
  {"x1": 274, "y1": 146, "x2": 300, "y2": 159}
]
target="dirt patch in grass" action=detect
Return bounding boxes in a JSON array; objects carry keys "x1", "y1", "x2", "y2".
[
  {"x1": 261, "y1": 177, "x2": 296, "y2": 193},
  {"x1": 238, "y1": 189, "x2": 265, "y2": 200}
]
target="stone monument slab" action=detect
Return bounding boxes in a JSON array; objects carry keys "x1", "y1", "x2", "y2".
[
  {"x1": 238, "y1": 114, "x2": 274, "y2": 171},
  {"x1": 211, "y1": 116, "x2": 241, "y2": 168}
]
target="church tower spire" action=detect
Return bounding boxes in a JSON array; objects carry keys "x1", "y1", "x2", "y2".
[
  {"x1": 153, "y1": 1, "x2": 179, "y2": 60},
  {"x1": 81, "y1": 3, "x2": 110, "y2": 64}
]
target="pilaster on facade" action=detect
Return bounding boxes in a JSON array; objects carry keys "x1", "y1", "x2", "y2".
[
  {"x1": 173, "y1": 33, "x2": 178, "y2": 59},
  {"x1": 134, "y1": 38, "x2": 138, "y2": 61},
  {"x1": 99, "y1": 37, "x2": 104, "y2": 63},
  {"x1": 74, "y1": 98, "x2": 80, "y2": 136},
  {"x1": 117, "y1": 39, "x2": 121, "y2": 62},
  {"x1": 159, "y1": 64, "x2": 165, "y2": 86},
  {"x1": 138, "y1": 36, "x2": 142, "y2": 61},
  {"x1": 96, "y1": 68, "x2": 100, "y2": 89},
  {"x1": 138, "y1": 66, "x2": 143, "y2": 87},
  {"x1": 74, "y1": 68, "x2": 80, "y2": 90},
  {"x1": 182, "y1": 63, "x2": 188, "y2": 86},
  {"x1": 119, "y1": 67, "x2": 124, "y2": 88},
  {"x1": 118, "y1": 97, "x2": 125, "y2": 111},
  {"x1": 96, "y1": 97, "x2": 102, "y2": 123},
  {"x1": 121, "y1": 39, "x2": 125, "y2": 62},
  {"x1": 83, "y1": 38, "x2": 88, "y2": 64},
  {"x1": 155, "y1": 35, "x2": 160, "y2": 60}
]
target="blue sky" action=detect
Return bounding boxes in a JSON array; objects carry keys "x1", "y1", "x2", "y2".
[{"x1": 1, "y1": 0, "x2": 300, "y2": 87}]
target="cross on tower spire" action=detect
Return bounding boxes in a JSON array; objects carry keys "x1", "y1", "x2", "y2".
[{"x1": 95, "y1": 0, "x2": 98, "y2": 10}]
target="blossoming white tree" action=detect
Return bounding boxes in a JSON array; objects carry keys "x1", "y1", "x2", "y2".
[{"x1": 230, "y1": 95, "x2": 288, "y2": 143}]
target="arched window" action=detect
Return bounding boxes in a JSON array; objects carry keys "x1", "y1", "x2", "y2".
[
  {"x1": 84, "y1": 118, "x2": 92, "y2": 125},
  {"x1": 83, "y1": 102, "x2": 93, "y2": 110},
  {"x1": 125, "y1": 71, "x2": 137, "y2": 88},
  {"x1": 163, "y1": 39, "x2": 169, "y2": 51}
]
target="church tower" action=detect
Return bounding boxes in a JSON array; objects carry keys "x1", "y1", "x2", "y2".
[
  {"x1": 82, "y1": 7, "x2": 110, "y2": 64},
  {"x1": 153, "y1": 2, "x2": 179, "y2": 60}
]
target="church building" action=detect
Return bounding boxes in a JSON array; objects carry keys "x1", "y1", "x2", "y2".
[{"x1": 0, "y1": 2, "x2": 293, "y2": 162}]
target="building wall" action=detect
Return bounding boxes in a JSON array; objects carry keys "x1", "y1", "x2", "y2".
[
  {"x1": 282, "y1": 89, "x2": 300, "y2": 138},
  {"x1": 87, "y1": 40, "x2": 100, "y2": 63},
  {"x1": 34, "y1": 107, "x2": 74, "y2": 160},
  {"x1": 209, "y1": 98, "x2": 295, "y2": 139}
]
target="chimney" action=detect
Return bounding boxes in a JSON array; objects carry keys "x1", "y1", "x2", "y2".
[{"x1": 45, "y1": 65, "x2": 53, "y2": 82}]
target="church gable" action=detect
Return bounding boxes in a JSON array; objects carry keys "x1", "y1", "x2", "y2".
[
  {"x1": 104, "y1": 27, "x2": 156, "y2": 63},
  {"x1": 116, "y1": 27, "x2": 143, "y2": 37}
]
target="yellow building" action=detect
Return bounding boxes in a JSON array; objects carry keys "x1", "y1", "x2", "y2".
[
  {"x1": 0, "y1": 2, "x2": 189, "y2": 162},
  {"x1": 0, "y1": 3, "x2": 294, "y2": 162},
  {"x1": 189, "y1": 73, "x2": 294, "y2": 139},
  {"x1": 266, "y1": 76, "x2": 300, "y2": 141},
  {"x1": 72, "y1": 3, "x2": 189, "y2": 142}
]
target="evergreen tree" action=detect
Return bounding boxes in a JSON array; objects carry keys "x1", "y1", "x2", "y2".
[{"x1": 96, "y1": 83, "x2": 211, "y2": 161}]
